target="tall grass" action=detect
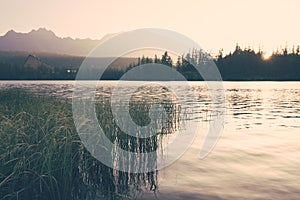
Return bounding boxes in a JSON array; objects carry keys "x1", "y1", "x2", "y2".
[
  {"x1": 0, "y1": 90, "x2": 81, "y2": 200},
  {"x1": 0, "y1": 89, "x2": 181, "y2": 200}
]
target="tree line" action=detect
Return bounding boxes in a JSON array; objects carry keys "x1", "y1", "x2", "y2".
[{"x1": 0, "y1": 45, "x2": 299, "y2": 80}]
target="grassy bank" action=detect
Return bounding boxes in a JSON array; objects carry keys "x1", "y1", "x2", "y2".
[{"x1": 0, "y1": 90, "x2": 159, "y2": 200}]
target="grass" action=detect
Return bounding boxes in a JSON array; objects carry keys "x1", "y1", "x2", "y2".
[
  {"x1": 0, "y1": 89, "x2": 85, "y2": 200},
  {"x1": 0, "y1": 89, "x2": 177, "y2": 200}
]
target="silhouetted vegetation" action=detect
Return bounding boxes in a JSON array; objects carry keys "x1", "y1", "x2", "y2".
[
  {"x1": 216, "y1": 44, "x2": 300, "y2": 80},
  {"x1": 1, "y1": 89, "x2": 184, "y2": 199},
  {"x1": 0, "y1": 44, "x2": 300, "y2": 80}
]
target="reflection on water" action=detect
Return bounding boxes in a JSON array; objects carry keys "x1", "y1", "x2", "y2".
[
  {"x1": 226, "y1": 86, "x2": 300, "y2": 130},
  {"x1": 70, "y1": 84, "x2": 183, "y2": 199},
  {"x1": 1, "y1": 81, "x2": 300, "y2": 199}
]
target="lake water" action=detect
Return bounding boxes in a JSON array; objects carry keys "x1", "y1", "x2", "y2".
[{"x1": 1, "y1": 81, "x2": 300, "y2": 200}]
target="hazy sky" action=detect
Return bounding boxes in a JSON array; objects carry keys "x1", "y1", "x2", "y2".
[{"x1": 1, "y1": 0, "x2": 299, "y2": 54}]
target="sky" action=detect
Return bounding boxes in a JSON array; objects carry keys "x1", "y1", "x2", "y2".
[{"x1": 1, "y1": 0, "x2": 299, "y2": 55}]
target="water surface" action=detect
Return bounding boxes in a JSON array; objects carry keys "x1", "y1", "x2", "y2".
[{"x1": 1, "y1": 81, "x2": 299, "y2": 199}]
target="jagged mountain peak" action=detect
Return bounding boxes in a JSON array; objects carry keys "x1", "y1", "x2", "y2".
[
  {"x1": 28, "y1": 28, "x2": 56, "y2": 37},
  {"x1": 4, "y1": 29, "x2": 17, "y2": 36},
  {"x1": 0, "y1": 28, "x2": 104, "y2": 56}
]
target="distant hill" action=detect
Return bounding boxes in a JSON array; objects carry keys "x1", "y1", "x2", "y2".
[
  {"x1": 0, "y1": 28, "x2": 104, "y2": 56},
  {"x1": 0, "y1": 28, "x2": 299, "y2": 81}
]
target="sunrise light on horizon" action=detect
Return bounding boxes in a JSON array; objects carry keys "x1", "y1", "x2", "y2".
[{"x1": 1, "y1": 0, "x2": 299, "y2": 54}]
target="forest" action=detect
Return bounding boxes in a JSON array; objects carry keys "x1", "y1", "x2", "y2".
[{"x1": 0, "y1": 44, "x2": 299, "y2": 80}]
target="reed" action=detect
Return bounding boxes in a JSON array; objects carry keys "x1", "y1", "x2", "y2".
[{"x1": 0, "y1": 89, "x2": 180, "y2": 200}]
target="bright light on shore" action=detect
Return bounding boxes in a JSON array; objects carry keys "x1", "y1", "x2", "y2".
[{"x1": 262, "y1": 52, "x2": 272, "y2": 60}]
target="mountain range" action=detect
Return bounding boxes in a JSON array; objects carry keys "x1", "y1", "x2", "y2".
[{"x1": 0, "y1": 28, "x2": 105, "y2": 56}]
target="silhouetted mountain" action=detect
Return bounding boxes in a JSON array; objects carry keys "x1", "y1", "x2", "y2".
[{"x1": 0, "y1": 28, "x2": 102, "y2": 56}]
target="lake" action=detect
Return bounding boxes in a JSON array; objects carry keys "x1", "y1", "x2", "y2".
[{"x1": 1, "y1": 81, "x2": 299, "y2": 200}]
